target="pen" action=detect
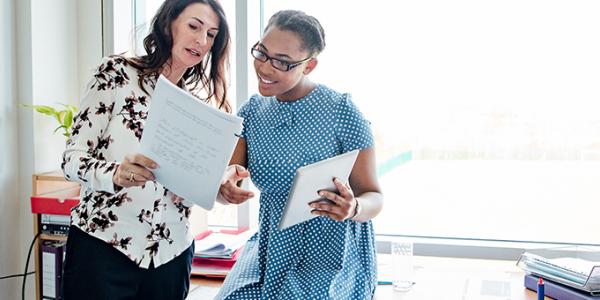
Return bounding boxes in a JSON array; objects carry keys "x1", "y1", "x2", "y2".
[
  {"x1": 377, "y1": 281, "x2": 393, "y2": 285},
  {"x1": 537, "y1": 277, "x2": 544, "y2": 300}
]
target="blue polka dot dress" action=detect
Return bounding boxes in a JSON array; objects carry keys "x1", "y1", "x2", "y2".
[{"x1": 215, "y1": 84, "x2": 377, "y2": 300}]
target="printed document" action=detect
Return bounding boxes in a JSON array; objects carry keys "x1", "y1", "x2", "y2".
[{"x1": 139, "y1": 76, "x2": 243, "y2": 210}]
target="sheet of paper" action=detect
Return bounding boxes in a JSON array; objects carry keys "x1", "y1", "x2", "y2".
[{"x1": 139, "y1": 76, "x2": 243, "y2": 210}]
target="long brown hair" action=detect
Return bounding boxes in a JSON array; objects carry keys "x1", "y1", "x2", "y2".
[{"x1": 129, "y1": 0, "x2": 231, "y2": 112}]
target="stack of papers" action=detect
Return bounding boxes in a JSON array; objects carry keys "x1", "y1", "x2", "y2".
[
  {"x1": 191, "y1": 230, "x2": 253, "y2": 278},
  {"x1": 517, "y1": 246, "x2": 600, "y2": 295},
  {"x1": 194, "y1": 230, "x2": 253, "y2": 259}
]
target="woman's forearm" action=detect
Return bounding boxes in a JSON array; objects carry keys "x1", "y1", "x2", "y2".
[{"x1": 352, "y1": 191, "x2": 383, "y2": 222}]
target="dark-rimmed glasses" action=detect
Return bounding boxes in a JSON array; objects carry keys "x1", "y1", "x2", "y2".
[{"x1": 250, "y1": 42, "x2": 312, "y2": 72}]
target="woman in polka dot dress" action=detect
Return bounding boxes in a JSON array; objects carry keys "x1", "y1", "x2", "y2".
[{"x1": 215, "y1": 9, "x2": 384, "y2": 300}]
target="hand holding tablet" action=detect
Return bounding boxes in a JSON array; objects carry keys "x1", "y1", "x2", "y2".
[{"x1": 279, "y1": 150, "x2": 360, "y2": 230}]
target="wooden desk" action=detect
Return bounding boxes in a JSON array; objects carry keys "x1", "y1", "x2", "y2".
[{"x1": 188, "y1": 255, "x2": 551, "y2": 300}]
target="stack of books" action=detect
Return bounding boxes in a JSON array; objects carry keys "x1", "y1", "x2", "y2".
[
  {"x1": 517, "y1": 246, "x2": 600, "y2": 299},
  {"x1": 191, "y1": 229, "x2": 253, "y2": 278}
]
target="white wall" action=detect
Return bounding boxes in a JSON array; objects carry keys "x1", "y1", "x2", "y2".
[
  {"x1": 77, "y1": 0, "x2": 103, "y2": 96},
  {"x1": 28, "y1": 0, "x2": 103, "y2": 174},
  {"x1": 0, "y1": 0, "x2": 23, "y2": 298},
  {"x1": 0, "y1": 0, "x2": 102, "y2": 298},
  {"x1": 31, "y1": 0, "x2": 79, "y2": 172}
]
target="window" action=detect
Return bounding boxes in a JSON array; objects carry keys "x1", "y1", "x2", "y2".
[{"x1": 263, "y1": 1, "x2": 600, "y2": 245}]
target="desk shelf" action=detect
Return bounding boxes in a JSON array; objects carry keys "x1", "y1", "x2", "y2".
[
  {"x1": 39, "y1": 234, "x2": 68, "y2": 242},
  {"x1": 31, "y1": 171, "x2": 78, "y2": 300}
]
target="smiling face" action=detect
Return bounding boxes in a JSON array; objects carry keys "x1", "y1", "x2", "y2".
[
  {"x1": 169, "y1": 2, "x2": 220, "y2": 74},
  {"x1": 254, "y1": 27, "x2": 318, "y2": 101}
]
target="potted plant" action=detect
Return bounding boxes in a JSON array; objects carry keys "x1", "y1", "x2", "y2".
[{"x1": 21, "y1": 103, "x2": 78, "y2": 140}]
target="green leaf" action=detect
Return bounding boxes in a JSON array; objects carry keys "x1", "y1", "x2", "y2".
[
  {"x1": 58, "y1": 110, "x2": 67, "y2": 124},
  {"x1": 64, "y1": 110, "x2": 73, "y2": 129},
  {"x1": 20, "y1": 102, "x2": 78, "y2": 140},
  {"x1": 32, "y1": 105, "x2": 57, "y2": 116},
  {"x1": 51, "y1": 111, "x2": 62, "y2": 124}
]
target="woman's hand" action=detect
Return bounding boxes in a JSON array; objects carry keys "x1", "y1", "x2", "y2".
[
  {"x1": 310, "y1": 177, "x2": 358, "y2": 222},
  {"x1": 113, "y1": 153, "x2": 158, "y2": 188},
  {"x1": 219, "y1": 164, "x2": 254, "y2": 204}
]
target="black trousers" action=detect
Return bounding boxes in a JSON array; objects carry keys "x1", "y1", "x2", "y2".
[{"x1": 61, "y1": 226, "x2": 194, "y2": 300}]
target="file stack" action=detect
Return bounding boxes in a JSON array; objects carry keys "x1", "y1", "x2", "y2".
[
  {"x1": 517, "y1": 246, "x2": 600, "y2": 299},
  {"x1": 191, "y1": 229, "x2": 253, "y2": 277}
]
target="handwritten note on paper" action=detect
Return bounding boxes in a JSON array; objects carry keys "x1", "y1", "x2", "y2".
[{"x1": 139, "y1": 76, "x2": 243, "y2": 210}]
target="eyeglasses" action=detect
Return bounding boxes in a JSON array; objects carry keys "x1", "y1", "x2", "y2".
[{"x1": 250, "y1": 42, "x2": 312, "y2": 72}]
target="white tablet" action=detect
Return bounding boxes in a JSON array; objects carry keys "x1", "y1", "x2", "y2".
[{"x1": 279, "y1": 149, "x2": 360, "y2": 230}]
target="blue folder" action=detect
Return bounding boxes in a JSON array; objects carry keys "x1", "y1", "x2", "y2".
[{"x1": 525, "y1": 274, "x2": 600, "y2": 300}]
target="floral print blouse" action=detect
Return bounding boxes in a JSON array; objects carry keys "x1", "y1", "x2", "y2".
[{"x1": 62, "y1": 56, "x2": 194, "y2": 268}]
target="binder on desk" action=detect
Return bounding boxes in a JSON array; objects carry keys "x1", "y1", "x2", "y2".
[
  {"x1": 194, "y1": 229, "x2": 252, "y2": 259},
  {"x1": 191, "y1": 229, "x2": 251, "y2": 277},
  {"x1": 525, "y1": 274, "x2": 600, "y2": 299},
  {"x1": 41, "y1": 241, "x2": 66, "y2": 300},
  {"x1": 517, "y1": 246, "x2": 600, "y2": 296},
  {"x1": 193, "y1": 247, "x2": 243, "y2": 269}
]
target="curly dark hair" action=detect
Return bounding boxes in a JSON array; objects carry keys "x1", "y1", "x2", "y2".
[
  {"x1": 128, "y1": 0, "x2": 231, "y2": 112},
  {"x1": 265, "y1": 10, "x2": 326, "y2": 57}
]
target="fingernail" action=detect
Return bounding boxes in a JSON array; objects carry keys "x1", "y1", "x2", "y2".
[{"x1": 319, "y1": 192, "x2": 325, "y2": 197}]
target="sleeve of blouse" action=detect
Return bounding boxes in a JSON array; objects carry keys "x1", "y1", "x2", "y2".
[
  {"x1": 61, "y1": 57, "x2": 122, "y2": 194},
  {"x1": 334, "y1": 93, "x2": 374, "y2": 153}
]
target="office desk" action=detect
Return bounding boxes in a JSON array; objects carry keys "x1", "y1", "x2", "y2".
[
  {"x1": 374, "y1": 255, "x2": 549, "y2": 299},
  {"x1": 188, "y1": 255, "x2": 550, "y2": 299}
]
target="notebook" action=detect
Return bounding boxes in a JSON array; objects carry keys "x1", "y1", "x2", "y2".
[{"x1": 279, "y1": 150, "x2": 360, "y2": 230}]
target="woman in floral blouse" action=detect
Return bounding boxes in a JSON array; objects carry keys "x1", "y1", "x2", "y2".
[{"x1": 60, "y1": 1, "x2": 243, "y2": 299}]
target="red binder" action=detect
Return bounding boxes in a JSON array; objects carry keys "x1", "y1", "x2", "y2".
[{"x1": 193, "y1": 247, "x2": 243, "y2": 268}]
